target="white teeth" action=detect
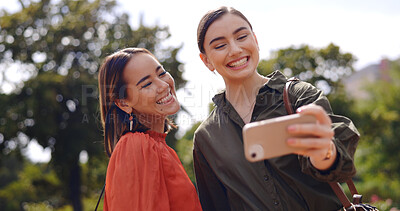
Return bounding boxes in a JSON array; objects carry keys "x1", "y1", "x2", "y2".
[
  {"x1": 156, "y1": 92, "x2": 172, "y2": 104},
  {"x1": 228, "y1": 57, "x2": 247, "y2": 67}
]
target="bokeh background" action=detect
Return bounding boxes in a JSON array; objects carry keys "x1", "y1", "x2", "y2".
[{"x1": 0, "y1": 0, "x2": 399, "y2": 210}]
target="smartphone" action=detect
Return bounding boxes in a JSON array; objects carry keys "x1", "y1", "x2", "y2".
[{"x1": 243, "y1": 114, "x2": 317, "y2": 162}]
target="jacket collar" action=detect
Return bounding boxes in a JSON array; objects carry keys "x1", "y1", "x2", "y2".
[{"x1": 212, "y1": 70, "x2": 288, "y2": 107}]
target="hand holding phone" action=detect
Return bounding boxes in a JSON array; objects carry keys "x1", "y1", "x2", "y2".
[{"x1": 243, "y1": 114, "x2": 317, "y2": 162}]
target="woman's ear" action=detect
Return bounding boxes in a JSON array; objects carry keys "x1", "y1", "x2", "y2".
[
  {"x1": 114, "y1": 99, "x2": 132, "y2": 114},
  {"x1": 199, "y1": 53, "x2": 215, "y2": 72}
]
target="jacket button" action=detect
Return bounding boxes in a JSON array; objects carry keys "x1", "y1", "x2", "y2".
[
  {"x1": 263, "y1": 175, "x2": 269, "y2": 181},
  {"x1": 273, "y1": 200, "x2": 279, "y2": 205}
]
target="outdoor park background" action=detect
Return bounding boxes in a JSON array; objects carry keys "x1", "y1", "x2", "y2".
[{"x1": 0, "y1": 0, "x2": 399, "y2": 210}]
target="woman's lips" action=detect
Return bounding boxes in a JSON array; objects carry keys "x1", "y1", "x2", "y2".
[
  {"x1": 156, "y1": 92, "x2": 174, "y2": 105},
  {"x1": 227, "y1": 56, "x2": 249, "y2": 69}
]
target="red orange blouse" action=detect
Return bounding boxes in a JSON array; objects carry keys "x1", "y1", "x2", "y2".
[{"x1": 104, "y1": 131, "x2": 202, "y2": 211}]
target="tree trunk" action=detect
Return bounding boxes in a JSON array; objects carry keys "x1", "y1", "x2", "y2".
[{"x1": 70, "y1": 161, "x2": 82, "y2": 211}]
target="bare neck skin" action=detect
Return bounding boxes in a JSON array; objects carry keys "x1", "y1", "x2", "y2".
[
  {"x1": 136, "y1": 114, "x2": 166, "y2": 133},
  {"x1": 224, "y1": 72, "x2": 268, "y2": 123}
]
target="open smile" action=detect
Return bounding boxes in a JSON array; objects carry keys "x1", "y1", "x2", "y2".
[
  {"x1": 227, "y1": 56, "x2": 249, "y2": 68},
  {"x1": 156, "y1": 91, "x2": 174, "y2": 105}
]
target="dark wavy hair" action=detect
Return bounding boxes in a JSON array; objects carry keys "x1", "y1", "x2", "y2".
[
  {"x1": 197, "y1": 6, "x2": 253, "y2": 54},
  {"x1": 98, "y1": 48, "x2": 175, "y2": 157}
]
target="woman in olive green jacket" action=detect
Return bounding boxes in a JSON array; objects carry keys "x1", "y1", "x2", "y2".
[{"x1": 193, "y1": 6, "x2": 359, "y2": 211}]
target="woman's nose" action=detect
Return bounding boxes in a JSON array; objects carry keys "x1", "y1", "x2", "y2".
[
  {"x1": 156, "y1": 80, "x2": 169, "y2": 94},
  {"x1": 229, "y1": 42, "x2": 243, "y2": 57}
]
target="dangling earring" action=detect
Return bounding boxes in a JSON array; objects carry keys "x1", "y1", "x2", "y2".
[{"x1": 129, "y1": 113, "x2": 134, "y2": 131}]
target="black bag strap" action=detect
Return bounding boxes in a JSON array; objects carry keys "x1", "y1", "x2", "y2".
[
  {"x1": 94, "y1": 181, "x2": 106, "y2": 211},
  {"x1": 283, "y1": 79, "x2": 359, "y2": 210}
]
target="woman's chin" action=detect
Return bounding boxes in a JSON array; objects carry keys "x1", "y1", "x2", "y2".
[
  {"x1": 168, "y1": 103, "x2": 181, "y2": 116},
  {"x1": 158, "y1": 101, "x2": 180, "y2": 116}
]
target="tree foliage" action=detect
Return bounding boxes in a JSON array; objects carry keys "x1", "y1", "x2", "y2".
[
  {"x1": 354, "y1": 59, "x2": 400, "y2": 207},
  {"x1": 176, "y1": 122, "x2": 201, "y2": 184},
  {"x1": 0, "y1": 0, "x2": 185, "y2": 210},
  {"x1": 0, "y1": 159, "x2": 61, "y2": 210},
  {"x1": 258, "y1": 43, "x2": 356, "y2": 95}
]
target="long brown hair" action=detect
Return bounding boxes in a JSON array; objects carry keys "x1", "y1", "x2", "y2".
[
  {"x1": 197, "y1": 6, "x2": 253, "y2": 54},
  {"x1": 98, "y1": 48, "x2": 175, "y2": 157}
]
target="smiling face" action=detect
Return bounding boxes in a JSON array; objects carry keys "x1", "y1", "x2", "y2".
[
  {"x1": 119, "y1": 53, "x2": 180, "y2": 120},
  {"x1": 200, "y1": 13, "x2": 260, "y2": 82}
]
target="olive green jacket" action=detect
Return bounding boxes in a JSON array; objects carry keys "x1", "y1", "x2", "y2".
[{"x1": 193, "y1": 70, "x2": 359, "y2": 211}]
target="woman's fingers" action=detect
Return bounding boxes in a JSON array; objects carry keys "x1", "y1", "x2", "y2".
[
  {"x1": 287, "y1": 104, "x2": 334, "y2": 142},
  {"x1": 287, "y1": 137, "x2": 330, "y2": 149},
  {"x1": 287, "y1": 123, "x2": 334, "y2": 139},
  {"x1": 296, "y1": 104, "x2": 332, "y2": 126},
  {"x1": 285, "y1": 104, "x2": 337, "y2": 164},
  {"x1": 287, "y1": 137, "x2": 332, "y2": 159}
]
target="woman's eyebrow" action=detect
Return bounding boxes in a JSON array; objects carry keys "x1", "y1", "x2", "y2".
[
  {"x1": 208, "y1": 26, "x2": 249, "y2": 46},
  {"x1": 136, "y1": 65, "x2": 162, "y2": 86},
  {"x1": 209, "y1": 36, "x2": 224, "y2": 46},
  {"x1": 136, "y1": 75, "x2": 150, "y2": 86},
  {"x1": 155, "y1": 65, "x2": 162, "y2": 73},
  {"x1": 233, "y1": 26, "x2": 248, "y2": 35}
]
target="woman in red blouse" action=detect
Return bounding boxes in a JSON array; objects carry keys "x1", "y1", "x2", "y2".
[{"x1": 98, "y1": 48, "x2": 202, "y2": 210}]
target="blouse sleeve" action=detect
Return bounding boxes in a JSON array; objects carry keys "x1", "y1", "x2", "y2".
[
  {"x1": 289, "y1": 81, "x2": 359, "y2": 182},
  {"x1": 104, "y1": 132, "x2": 170, "y2": 211}
]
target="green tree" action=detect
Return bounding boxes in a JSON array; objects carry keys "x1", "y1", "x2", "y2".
[
  {"x1": 257, "y1": 43, "x2": 359, "y2": 119},
  {"x1": 354, "y1": 58, "x2": 400, "y2": 208},
  {"x1": 0, "y1": 159, "x2": 61, "y2": 210},
  {"x1": 176, "y1": 122, "x2": 201, "y2": 184},
  {"x1": 258, "y1": 43, "x2": 356, "y2": 96},
  {"x1": 0, "y1": 0, "x2": 185, "y2": 210},
  {"x1": 176, "y1": 103, "x2": 216, "y2": 184}
]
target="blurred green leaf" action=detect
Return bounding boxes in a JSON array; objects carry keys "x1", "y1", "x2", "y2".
[{"x1": 0, "y1": 0, "x2": 186, "y2": 210}]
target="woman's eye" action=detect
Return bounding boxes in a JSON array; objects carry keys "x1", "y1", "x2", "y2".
[
  {"x1": 159, "y1": 71, "x2": 167, "y2": 77},
  {"x1": 238, "y1": 34, "x2": 248, "y2": 40},
  {"x1": 215, "y1": 44, "x2": 226, "y2": 49},
  {"x1": 141, "y1": 82, "x2": 152, "y2": 89}
]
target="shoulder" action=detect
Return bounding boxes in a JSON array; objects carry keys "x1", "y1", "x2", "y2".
[
  {"x1": 266, "y1": 70, "x2": 320, "y2": 95},
  {"x1": 112, "y1": 132, "x2": 156, "y2": 159},
  {"x1": 287, "y1": 79, "x2": 333, "y2": 113},
  {"x1": 120, "y1": 131, "x2": 149, "y2": 140},
  {"x1": 290, "y1": 80, "x2": 320, "y2": 95},
  {"x1": 194, "y1": 108, "x2": 220, "y2": 146},
  {"x1": 117, "y1": 132, "x2": 151, "y2": 147},
  {"x1": 195, "y1": 108, "x2": 219, "y2": 135}
]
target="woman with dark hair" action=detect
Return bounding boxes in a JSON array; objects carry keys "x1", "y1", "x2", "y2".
[
  {"x1": 98, "y1": 47, "x2": 202, "y2": 210},
  {"x1": 193, "y1": 6, "x2": 359, "y2": 210}
]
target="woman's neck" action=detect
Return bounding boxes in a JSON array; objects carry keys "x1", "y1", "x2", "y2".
[
  {"x1": 224, "y1": 72, "x2": 267, "y2": 106},
  {"x1": 136, "y1": 114, "x2": 166, "y2": 133},
  {"x1": 224, "y1": 72, "x2": 268, "y2": 124}
]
